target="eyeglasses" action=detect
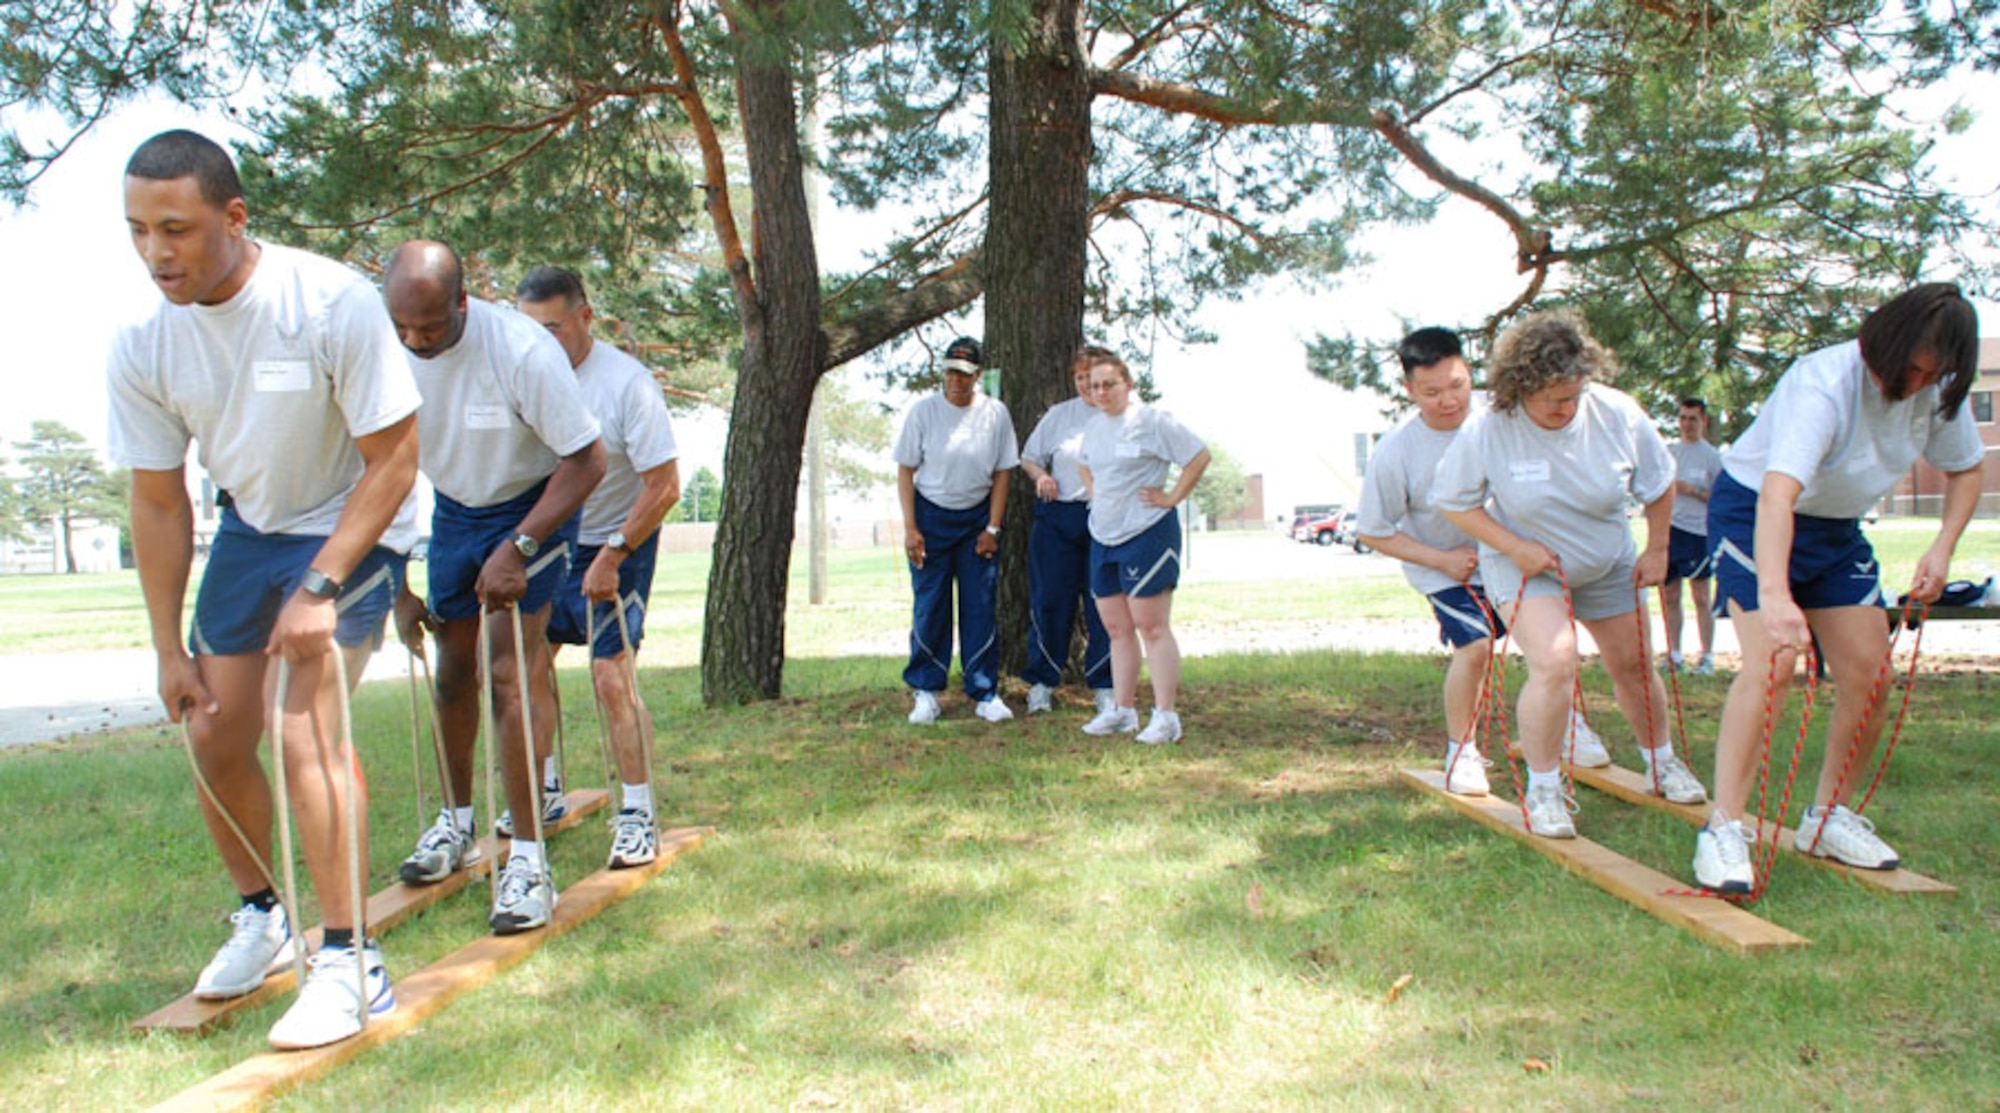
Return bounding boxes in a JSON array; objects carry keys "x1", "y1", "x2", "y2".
[{"x1": 1087, "y1": 381, "x2": 1124, "y2": 393}]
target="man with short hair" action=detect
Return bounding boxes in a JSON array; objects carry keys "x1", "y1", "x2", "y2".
[
  {"x1": 111, "y1": 129, "x2": 418, "y2": 1049},
  {"x1": 385, "y1": 241, "x2": 605, "y2": 935},
  {"x1": 1663, "y1": 397, "x2": 1723, "y2": 675},
  {"x1": 516, "y1": 265, "x2": 681, "y2": 869}
]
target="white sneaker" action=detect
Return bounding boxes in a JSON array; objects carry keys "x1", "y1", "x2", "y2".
[
  {"x1": 266, "y1": 941, "x2": 394, "y2": 1050},
  {"x1": 1690, "y1": 654, "x2": 1717, "y2": 677},
  {"x1": 490, "y1": 854, "x2": 557, "y2": 935},
  {"x1": 975, "y1": 696, "x2": 1014, "y2": 723},
  {"x1": 1795, "y1": 805, "x2": 1900, "y2": 870},
  {"x1": 1027, "y1": 683, "x2": 1053, "y2": 714},
  {"x1": 908, "y1": 690, "x2": 942, "y2": 725},
  {"x1": 1093, "y1": 689, "x2": 1116, "y2": 716},
  {"x1": 1645, "y1": 752, "x2": 1709, "y2": 805},
  {"x1": 607, "y1": 808, "x2": 658, "y2": 870},
  {"x1": 194, "y1": 903, "x2": 295, "y2": 1000},
  {"x1": 1693, "y1": 813, "x2": 1754, "y2": 893},
  {"x1": 1082, "y1": 705, "x2": 1140, "y2": 736},
  {"x1": 1135, "y1": 709, "x2": 1183, "y2": 745},
  {"x1": 1524, "y1": 781, "x2": 1577, "y2": 839},
  {"x1": 1443, "y1": 746, "x2": 1491, "y2": 796},
  {"x1": 1566, "y1": 711, "x2": 1612, "y2": 768},
  {"x1": 399, "y1": 810, "x2": 482, "y2": 885},
  {"x1": 495, "y1": 783, "x2": 568, "y2": 838}
]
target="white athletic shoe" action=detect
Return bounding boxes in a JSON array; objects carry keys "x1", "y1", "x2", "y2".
[
  {"x1": 1093, "y1": 689, "x2": 1117, "y2": 717},
  {"x1": 1693, "y1": 813, "x2": 1754, "y2": 894},
  {"x1": 1524, "y1": 781, "x2": 1577, "y2": 839},
  {"x1": 908, "y1": 690, "x2": 942, "y2": 725},
  {"x1": 1690, "y1": 654, "x2": 1717, "y2": 677},
  {"x1": 975, "y1": 696, "x2": 1014, "y2": 723},
  {"x1": 1443, "y1": 746, "x2": 1491, "y2": 796},
  {"x1": 194, "y1": 903, "x2": 295, "y2": 1000},
  {"x1": 1795, "y1": 805, "x2": 1900, "y2": 870},
  {"x1": 1026, "y1": 683, "x2": 1054, "y2": 714},
  {"x1": 490, "y1": 854, "x2": 557, "y2": 935},
  {"x1": 1645, "y1": 752, "x2": 1709, "y2": 805},
  {"x1": 399, "y1": 810, "x2": 482, "y2": 885},
  {"x1": 1566, "y1": 711, "x2": 1612, "y2": 768},
  {"x1": 267, "y1": 941, "x2": 395, "y2": 1050},
  {"x1": 607, "y1": 808, "x2": 658, "y2": 870},
  {"x1": 1082, "y1": 705, "x2": 1140, "y2": 736},
  {"x1": 1135, "y1": 709, "x2": 1183, "y2": 745},
  {"x1": 495, "y1": 783, "x2": 568, "y2": 838}
]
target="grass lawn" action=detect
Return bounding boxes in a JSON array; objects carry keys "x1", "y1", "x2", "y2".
[{"x1": 4, "y1": 642, "x2": 1998, "y2": 1108}]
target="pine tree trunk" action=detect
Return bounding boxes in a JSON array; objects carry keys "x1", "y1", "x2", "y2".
[
  {"x1": 699, "y1": 14, "x2": 826, "y2": 704},
  {"x1": 985, "y1": 0, "x2": 1093, "y2": 680}
]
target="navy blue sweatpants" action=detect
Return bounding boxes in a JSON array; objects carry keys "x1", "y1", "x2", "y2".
[
  {"x1": 904, "y1": 493, "x2": 999, "y2": 700},
  {"x1": 1020, "y1": 498, "x2": 1109, "y2": 690}
]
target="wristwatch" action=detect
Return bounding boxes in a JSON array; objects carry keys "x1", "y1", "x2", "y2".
[
  {"x1": 298, "y1": 568, "x2": 343, "y2": 601},
  {"x1": 985, "y1": 524, "x2": 1002, "y2": 537},
  {"x1": 512, "y1": 533, "x2": 541, "y2": 559},
  {"x1": 607, "y1": 531, "x2": 632, "y2": 554}
]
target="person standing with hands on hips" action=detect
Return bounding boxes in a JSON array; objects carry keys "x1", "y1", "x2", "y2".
[
  {"x1": 895, "y1": 336, "x2": 1020, "y2": 724},
  {"x1": 1077, "y1": 351, "x2": 1210, "y2": 745}
]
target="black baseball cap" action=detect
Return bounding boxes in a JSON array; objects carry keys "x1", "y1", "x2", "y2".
[{"x1": 942, "y1": 336, "x2": 983, "y2": 374}]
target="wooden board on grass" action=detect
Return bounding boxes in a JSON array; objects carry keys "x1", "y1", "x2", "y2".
[
  {"x1": 1398, "y1": 769, "x2": 1808, "y2": 955},
  {"x1": 133, "y1": 788, "x2": 610, "y2": 1034},
  {"x1": 148, "y1": 826, "x2": 709, "y2": 1113},
  {"x1": 1565, "y1": 764, "x2": 1955, "y2": 897}
]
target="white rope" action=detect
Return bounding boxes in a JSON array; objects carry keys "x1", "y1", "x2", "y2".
[
  {"x1": 510, "y1": 605, "x2": 549, "y2": 852},
  {"x1": 613, "y1": 594, "x2": 658, "y2": 808},
  {"x1": 177, "y1": 719, "x2": 281, "y2": 902},
  {"x1": 329, "y1": 648, "x2": 369, "y2": 1017},
  {"x1": 479, "y1": 612, "x2": 500, "y2": 916},
  {"x1": 586, "y1": 605, "x2": 619, "y2": 814}
]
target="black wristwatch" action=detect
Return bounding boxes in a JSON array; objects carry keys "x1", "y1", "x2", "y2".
[
  {"x1": 512, "y1": 532, "x2": 541, "y2": 559},
  {"x1": 607, "y1": 531, "x2": 632, "y2": 554},
  {"x1": 299, "y1": 568, "x2": 343, "y2": 601}
]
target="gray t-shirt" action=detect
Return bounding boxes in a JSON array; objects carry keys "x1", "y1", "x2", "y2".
[
  {"x1": 1721, "y1": 340, "x2": 1984, "y2": 519},
  {"x1": 1433, "y1": 383, "x2": 1674, "y2": 587},
  {"x1": 107, "y1": 242, "x2": 423, "y2": 552},
  {"x1": 1667, "y1": 439, "x2": 1724, "y2": 535},
  {"x1": 1357, "y1": 410, "x2": 1481, "y2": 595},
  {"x1": 892, "y1": 392, "x2": 1020, "y2": 511},
  {"x1": 572, "y1": 341, "x2": 679, "y2": 544},
  {"x1": 1079, "y1": 403, "x2": 1207, "y2": 546},
  {"x1": 406, "y1": 298, "x2": 602, "y2": 508},
  {"x1": 1021, "y1": 395, "x2": 1096, "y2": 503}
]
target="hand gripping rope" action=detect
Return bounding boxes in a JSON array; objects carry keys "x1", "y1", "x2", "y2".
[
  {"x1": 271, "y1": 651, "x2": 370, "y2": 1017},
  {"x1": 479, "y1": 605, "x2": 548, "y2": 918},
  {"x1": 587, "y1": 593, "x2": 658, "y2": 817}
]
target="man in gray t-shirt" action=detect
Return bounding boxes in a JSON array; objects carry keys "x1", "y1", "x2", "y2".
[{"x1": 1662, "y1": 398, "x2": 1724, "y2": 675}]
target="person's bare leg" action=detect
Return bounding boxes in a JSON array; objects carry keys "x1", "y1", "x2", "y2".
[
  {"x1": 1711, "y1": 600, "x2": 1795, "y2": 817},
  {"x1": 1661, "y1": 579, "x2": 1686, "y2": 663},
  {"x1": 1128, "y1": 590, "x2": 1179, "y2": 712},
  {"x1": 1692, "y1": 578, "x2": 1716, "y2": 659},
  {"x1": 1444, "y1": 638, "x2": 1493, "y2": 743},
  {"x1": 1804, "y1": 606, "x2": 1894, "y2": 810},
  {"x1": 1095, "y1": 594, "x2": 1140, "y2": 707},
  {"x1": 187, "y1": 654, "x2": 277, "y2": 895},
  {"x1": 1582, "y1": 606, "x2": 1670, "y2": 752},
  {"x1": 429, "y1": 617, "x2": 484, "y2": 811},
  {"x1": 265, "y1": 647, "x2": 372, "y2": 932},
  {"x1": 1510, "y1": 597, "x2": 1576, "y2": 774}
]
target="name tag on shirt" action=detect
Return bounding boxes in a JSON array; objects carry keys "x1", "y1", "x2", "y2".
[
  {"x1": 464, "y1": 404, "x2": 511, "y2": 430},
  {"x1": 252, "y1": 360, "x2": 311, "y2": 393},
  {"x1": 1509, "y1": 458, "x2": 1551, "y2": 483},
  {"x1": 1115, "y1": 442, "x2": 1144, "y2": 459}
]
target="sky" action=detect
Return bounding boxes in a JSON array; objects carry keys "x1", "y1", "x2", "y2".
[{"x1": 4, "y1": 77, "x2": 1997, "y2": 526}]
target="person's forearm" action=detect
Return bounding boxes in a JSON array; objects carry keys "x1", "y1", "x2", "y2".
[
  {"x1": 898, "y1": 467, "x2": 919, "y2": 531},
  {"x1": 1753, "y1": 476, "x2": 1802, "y2": 604},
  {"x1": 1441, "y1": 506, "x2": 1525, "y2": 558},
  {"x1": 1641, "y1": 493, "x2": 1672, "y2": 557},
  {"x1": 131, "y1": 485, "x2": 194, "y2": 658},
  {"x1": 311, "y1": 415, "x2": 418, "y2": 581},
  {"x1": 1362, "y1": 531, "x2": 1452, "y2": 572},
  {"x1": 1930, "y1": 467, "x2": 1983, "y2": 555},
  {"x1": 1168, "y1": 450, "x2": 1210, "y2": 504},
  {"x1": 616, "y1": 460, "x2": 682, "y2": 548},
  {"x1": 517, "y1": 442, "x2": 608, "y2": 542}
]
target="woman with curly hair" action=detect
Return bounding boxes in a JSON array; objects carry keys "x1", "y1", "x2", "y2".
[{"x1": 1433, "y1": 310, "x2": 1708, "y2": 838}]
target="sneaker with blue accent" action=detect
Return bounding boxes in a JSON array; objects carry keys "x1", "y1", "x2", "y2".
[
  {"x1": 194, "y1": 902, "x2": 296, "y2": 1000},
  {"x1": 607, "y1": 808, "x2": 658, "y2": 870},
  {"x1": 496, "y1": 783, "x2": 568, "y2": 839},
  {"x1": 1693, "y1": 813, "x2": 1753, "y2": 894},
  {"x1": 399, "y1": 810, "x2": 482, "y2": 885},
  {"x1": 266, "y1": 941, "x2": 395, "y2": 1050},
  {"x1": 1026, "y1": 683, "x2": 1054, "y2": 714},
  {"x1": 1524, "y1": 781, "x2": 1577, "y2": 839},
  {"x1": 1565, "y1": 711, "x2": 1612, "y2": 768},
  {"x1": 490, "y1": 854, "x2": 557, "y2": 934},
  {"x1": 1690, "y1": 653, "x2": 1716, "y2": 677}
]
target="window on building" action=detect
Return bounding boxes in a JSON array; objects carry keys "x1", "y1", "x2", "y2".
[{"x1": 1972, "y1": 390, "x2": 1994, "y2": 424}]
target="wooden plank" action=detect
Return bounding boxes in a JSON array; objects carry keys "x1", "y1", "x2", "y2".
[
  {"x1": 1398, "y1": 769, "x2": 1809, "y2": 955},
  {"x1": 1565, "y1": 764, "x2": 1956, "y2": 896},
  {"x1": 149, "y1": 827, "x2": 709, "y2": 1113},
  {"x1": 134, "y1": 788, "x2": 610, "y2": 1034}
]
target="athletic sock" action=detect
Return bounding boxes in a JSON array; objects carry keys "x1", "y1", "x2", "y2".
[
  {"x1": 622, "y1": 782, "x2": 654, "y2": 816},
  {"x1": 452, "y1": 805, "x2": 475, "y2": 834},
  {"x1": 1641, "y1": 744, "x2": 1675, "y2": 770},
  {"x1": 241, "y1": 888, "x2": 279, "y2": 912},
  {"x1": 321, "y1": 927, "x2": 355, "y2": 951},
  {"x1": 509, "y1": 839, "x2": 545, "y2": 872},
  {"x1": 542, "y1": 757, "x2": 561, "y2": 787},
  {"x1": 1526, "y1": 766, "x2": 1562, "y2": 793}
]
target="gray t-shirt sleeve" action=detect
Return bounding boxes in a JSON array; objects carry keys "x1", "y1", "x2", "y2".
[
  {"x1": 323, "y1": 283, "x2": 421, "y2": 440},
  {"x1": 990, "y1": 401, "x2": 1021, "y2": 472},
  {"x1": 1923, "y1": 405, "x2": 1985, "y2": 473},
  {"x1": 1759, "y1": 370, "x2": 1844, "y2": 488},
  {"x1": 1146, "y1": 407, "x2": 1206, "y2": 466},
  {"x1": 1625, "y1": 401, "x2": 1675, "y2": 505},
  {"x1": 1431, "y1": 417, "x2": 1489, "y2": 514},
  {"x1": 892, "y1": 403, "x2": 926, "y2": 469},
  {"x1": 1356, "y1": 430, "x2": 1406, "y2": 539},
  {"x1": 621, "y1": 371, "x2": 680, "y2": 473},
  {"x1": 106, "y1": 335, "x2": 190, "y2": 471},
  {"x1": 509, "y1": 340, "x2": 602, "y2": 458}
]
